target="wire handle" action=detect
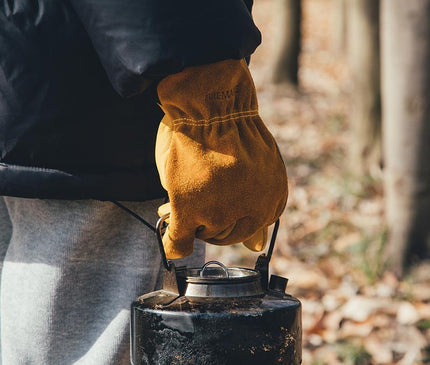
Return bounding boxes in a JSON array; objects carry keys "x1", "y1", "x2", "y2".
[
  {"x1": 254, "y1": 219, "x2": 280, "y2": 289},
  {"x1": 156, "y1": 212, "x2": 280, "y2": 275},
  {"x1": 267, "y1": 218, "x2": 280, "y2": 263},
  {"x1": 112, "y1": 200, "x2": 280, "y2": 276},
  {"x1": 156, "y1": 214, "x2": 172, "y2": 271}
]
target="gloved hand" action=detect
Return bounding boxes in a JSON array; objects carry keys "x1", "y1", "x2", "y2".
[{"x1": 155, "y1": 59, "x2": 288, "y2": 259}]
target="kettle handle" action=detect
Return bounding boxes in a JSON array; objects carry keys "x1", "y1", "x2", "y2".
[
  {"x1": 254, "y1": 219, "x2": 280, "y2": 290},
  {"x1": 156, "y1": 214, "x2": 172, "y2": 271},
  {"x1": 266, "y1": 218, "x2": 280, "y2": 263},
  {"x1": 156, "y1": 213, "x2": 280, "y2": 275}
]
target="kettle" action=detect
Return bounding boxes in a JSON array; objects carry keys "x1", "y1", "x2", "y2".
[{"x1": 130, "y1": 216, "x2": 302, "y2": 365}]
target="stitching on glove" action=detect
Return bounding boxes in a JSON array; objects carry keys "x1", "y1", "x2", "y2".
[
  {"x1": 173, "y1": 109, "x2": 258, "y2": 124},
  {"x1": 172, "y1": 110, "x2": 259, "y2": 127}
]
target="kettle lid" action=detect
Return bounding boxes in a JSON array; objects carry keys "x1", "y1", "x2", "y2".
[{"x1": 178, "y1": 261, "x2": 265, "y2": 298}]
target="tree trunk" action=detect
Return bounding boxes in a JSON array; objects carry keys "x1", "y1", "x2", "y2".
[
  {"x1": 347, "y1": 0, "x2": 381, "y2": 177},
  {"x1": 272, "y1": 0, "x2": 301, "y2": 86},
  {"x1": 381, "y1": 0, "x2": 430, "y2": 277},
  {"x1": 331, "y1": 0, "x2": 347, "y2": 54}
]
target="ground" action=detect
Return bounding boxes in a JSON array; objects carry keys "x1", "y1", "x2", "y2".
[{"x1": 206, "y1": 0, "x2": 430, "y2": 364}]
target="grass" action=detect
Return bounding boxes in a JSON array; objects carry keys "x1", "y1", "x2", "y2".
[
  {"x1": 423, "y1": 346, "x2": 430, "y2": 363},
  {"x1": 418, "y1": 319, "x2": 430, "y2": 331},
  {"x1": 335, "y1": 341, "x2": 373, "y2": 365},
  {"x1": 346, "y1": 230, "x2": 387, "y2": 283}
]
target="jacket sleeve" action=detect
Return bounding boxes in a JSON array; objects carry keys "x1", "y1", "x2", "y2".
[{"x1": 70, "y1": 0, "x2": 261, "y2": 97}]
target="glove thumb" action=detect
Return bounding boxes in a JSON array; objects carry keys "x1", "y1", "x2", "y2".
[
  {"x1": 242, "y1": 227, "x2": 268, "y2": 252},
  {"x1": 157, "y1": 202, "x2": 195, "y2": 259}
]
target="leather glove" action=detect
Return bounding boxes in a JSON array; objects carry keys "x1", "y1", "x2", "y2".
[{"x1": 155, "y1": 59, "x2": 288, "y2": 259}]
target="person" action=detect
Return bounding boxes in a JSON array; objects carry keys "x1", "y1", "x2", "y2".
[{"x1": 0, "y1": 0, "x2": 288, "y2": 364}]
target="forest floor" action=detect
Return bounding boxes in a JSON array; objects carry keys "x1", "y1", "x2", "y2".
[{"x1": 206, "y1": 0, "x2": 430, "y2": 364}]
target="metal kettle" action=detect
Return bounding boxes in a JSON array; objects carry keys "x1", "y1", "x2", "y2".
[{"x1": 130, "y1": 217, "x2": 302, "y2": 365}]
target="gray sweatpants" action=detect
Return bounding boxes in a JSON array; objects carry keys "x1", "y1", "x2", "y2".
[{"x1": 0, "y1": 197, "x2": 205, "y2": 365}]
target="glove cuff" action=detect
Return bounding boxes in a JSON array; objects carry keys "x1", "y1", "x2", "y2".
[{"x1": 157, "y1": 59, "x2": 258, "y2": 126}]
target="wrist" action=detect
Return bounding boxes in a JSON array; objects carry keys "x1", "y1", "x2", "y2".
[{"x1": 157, "y1": 59, "x2": 258, "y2": 123}]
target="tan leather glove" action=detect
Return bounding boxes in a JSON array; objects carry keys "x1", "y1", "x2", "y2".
[{"x1": 156, "y1": 59, "x2": 288, "y2": 259}]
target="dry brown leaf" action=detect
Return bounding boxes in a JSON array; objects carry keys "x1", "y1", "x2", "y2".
[{"x1": 397, "y1": 302, "x2": 421, "y2": 325}]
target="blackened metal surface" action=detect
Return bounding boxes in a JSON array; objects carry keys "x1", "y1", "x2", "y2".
[
  {"x1": 131, "y1": 291, "x2": 302, "y2": 365},
  {"x1": 269, "y1": 275, "x2": 289, "y2": 293}
]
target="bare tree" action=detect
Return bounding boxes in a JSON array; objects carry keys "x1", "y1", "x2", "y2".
[
  {"x1": 347, "y1": 0, "x2": 381, "y2": 177},
  {"x1": 331, "y1": 0, "x2": 347, "y2": 54},
  {"x1": 381, "y1": 0, "x2": 430, "y2": 276},
  {"x1": 272, "y1": 0, "x2": 301, "y2": 86}
]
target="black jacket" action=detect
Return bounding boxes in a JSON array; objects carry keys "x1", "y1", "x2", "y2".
[{"x1": 0, "y1": 0, "x2": 260, "y2": 201}]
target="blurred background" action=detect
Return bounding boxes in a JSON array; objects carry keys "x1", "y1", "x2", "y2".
[{"x1": 206, "y1": 0, "x2": 430, "y2": 364}]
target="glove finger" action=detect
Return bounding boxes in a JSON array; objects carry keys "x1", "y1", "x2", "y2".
[
  {"x1": 158, "y1": 202, "x2": 195, "y2": 258},
  {"x1": 162, "y1": 224, "x2": 195, "y2": 259},
  {"x1": 157, "y1": 202, "x2": 171, "y2": 222},
  {"x1": 242, "y1": 227, "x2": 268, "y2": 252}
]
